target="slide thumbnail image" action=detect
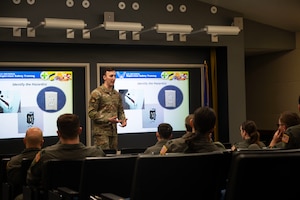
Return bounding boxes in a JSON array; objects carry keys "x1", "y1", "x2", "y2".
[
  {"x1": 142, "y1": 104, "x2": 164, "y2": 128},
  {"x1": 18, "y1": 106, "x2": 44, "y2": 133},
  {"x1": 0, "y1": 90, "x2": 21, "y2": 113},
  {"x1": 119, "y1": 89, "x2": 145, "y2": 110}
]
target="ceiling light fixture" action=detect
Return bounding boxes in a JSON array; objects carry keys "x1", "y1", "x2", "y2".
[
  {"x1": 28, "y1": 18, "x2": 86, "y2": 38},
  {"x1": 0, "y1": 17, "x2": 30, "y2": 37}
]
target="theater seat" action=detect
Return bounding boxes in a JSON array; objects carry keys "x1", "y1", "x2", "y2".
[
  {"x1": 225, "y1": 149, "x2": 300, "y2": 200},
  {"x1": 23, "y1": 159, "x2": 84, "y2": 200},
  {"x1": 101, "y1": 151, "x2": 229, "y2": 200}
]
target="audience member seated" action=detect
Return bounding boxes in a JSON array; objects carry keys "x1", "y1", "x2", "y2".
[
  {"x1": 15, "y1": 113, "x2": 105, "y2": 200},
  {"x1": 6, "y1": 127, "x2": 44, "y2": 199},
  {"x1": 160, "y1": 106, "x2": 225, "y2": 154},
  {"x1": 160, "y1": 113, "x2": 194, "y2": 153},
  {"x1": 268, "y1": 111, "x2": 300, "y2": 149},
  {"x1": 144, "y1": 123, "x2": 173, "y2": 154},
  {"x1": 281, "y1": 123, "x2": 300, "y2": 149},
  {"x1": 282, "y1": 96, "x2": 300, "y2": 149},
  {"x1": 231, "y1": 120, "x2": 266, "y2": 151},
  {"x1": 184, "y1": 113, "x2": 194, "y2": 133}
]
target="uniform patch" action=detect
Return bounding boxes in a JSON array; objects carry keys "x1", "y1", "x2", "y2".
[
  {"x1": 160, "y1": 145, "x2": 168, "y2": 155},
  {"x1": 34, "y1": 151, "x2": 41, "y2": 163},
  {"x1": 282, "y1": 133, "x2": 290, "y2": 143}
]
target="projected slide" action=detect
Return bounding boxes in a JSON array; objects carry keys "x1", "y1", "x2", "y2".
[
  {"x1": 0, "y1": 71, "x2": 73, "y2": 139},
  {"x1": 114, "y1": 71, "x2": 189, "y2": 134}
]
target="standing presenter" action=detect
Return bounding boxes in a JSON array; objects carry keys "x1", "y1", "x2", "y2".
[{"x1": 88, "y1": 67, "x2": 127, "y2": 150}]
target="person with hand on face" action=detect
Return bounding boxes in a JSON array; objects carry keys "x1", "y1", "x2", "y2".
[
  {"x1": 88, "y1": 67, "x2": 127, "y2": 150},
  {"x1": 276, "y1": 96, "x2": 300, "y2": 149},
  {"x1": 268, "y1": 111, "x2": 300, "y2": 149}
]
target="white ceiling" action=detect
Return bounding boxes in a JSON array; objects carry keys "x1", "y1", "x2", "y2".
[{"x1": 197, "y1": 0, "x2": 300, "y2": 32}]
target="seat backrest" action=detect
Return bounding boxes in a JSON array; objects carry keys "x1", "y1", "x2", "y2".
[
  {"x1": 0, "y1": 157, "x2": 10, "y2": 184},
  {"x1": 10, "y1": 158, "x2": 34, "y2": 198},
  {"x1": 225, "y1": 149, "x2": 300, "y2": 200},
  {"x1": 41, "y1": 159, "x2": 84, "y2": 192},
  {"x1": 79, "y1": 155, "x2": 137, "y2": 199},
  {"x1": 103, "y1": 149, "x2": 117, "y2": 155},
  {"x1": 0, "y1": 154, "x2": 15, "y2": 184},
  {"x1": 20, "y1": 158, "x2": 33, "y2": 186},
  {"x1": 130, "y1": 152, "x2": 227, "y2": 200},
  {"x1": 120, "y1": 148, "x2": 146, "y2": 155},
  {"x1": 1, "y1": 158, "x2": 11, "y2": 200}
]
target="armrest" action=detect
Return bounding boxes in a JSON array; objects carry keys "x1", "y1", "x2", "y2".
[
  {"x1": 57, "y1": 187, "x2": 79, "y2": 196},
  {"x1": 51, "y1": 187, "x2": 79, "y2": 200},
  {"x1": 100, "y1": 193, "x2": 128, "y2": 200},
  {"x1": 22, "y1": 185, "x2": 38, "y2": 200}
]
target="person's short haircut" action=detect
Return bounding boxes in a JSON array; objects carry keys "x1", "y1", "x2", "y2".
[
  {"x1": 193, "y1": 106, "x2": 216, "y2": 134},
  {"x1": 279, "y1": 111, "x2": 300, "y2": 128},
  {"x1": 158, "y1": 123, "x2": 173, "y2": 139},
  {"x1": 103, "y1": 67, "x2": 115, "y2": 75},
  {"x1": 57, "y1": 113, "x2": 80, "y2": 139}
]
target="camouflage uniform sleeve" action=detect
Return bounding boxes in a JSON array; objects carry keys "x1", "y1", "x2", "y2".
[
  {"x1": 88, "y1": 89, "x2": 100, "y2": 120},
  {"x1": 88, "y1": 88, "x2": 109, "y2": 123}
]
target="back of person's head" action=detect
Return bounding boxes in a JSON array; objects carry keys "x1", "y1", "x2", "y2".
[
  {"x1": 241, "y1": 120, "x2": 260, "y2": 145},
  {"x1": 24, "y1": 127, "x2": 44, "y2": 148},
  {"x1": 279, "y1": 111, "x2": 300, "y2": 128},
  {"x1": 193, "y1": 106, "x2": 216, "y2": 134},
  {"x1": 185, "y1": 114, "x2": 194, "y2": 132},
  {"x1": 157, "y1": 123, "x2": 173, "y2": 139},
  {"x1": 57, "y1": 113, "x2": 81, "y2": 139}
]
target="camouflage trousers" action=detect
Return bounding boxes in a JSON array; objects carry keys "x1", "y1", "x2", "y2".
[{"x1": 93, "y1": 134, "x2": 118, "y2": 150}]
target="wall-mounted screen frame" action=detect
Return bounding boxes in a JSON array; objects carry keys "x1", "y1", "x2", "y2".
[
  {"x1": 97, "y1": 63, "x2": 206, "y2": 135},
  {"x1": 0, "y1": 62, "x2": 91, "y2": 152}
]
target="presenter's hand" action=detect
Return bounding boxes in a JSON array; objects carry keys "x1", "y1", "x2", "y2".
[
  {"x1": 119, "y1": 118, "x2": 127, "y2": 127},
  {"x1": 109, "y1": 116, "x2": 121, "y2": 124}
]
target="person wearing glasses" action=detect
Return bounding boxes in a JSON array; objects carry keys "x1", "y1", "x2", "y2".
[
  {"x1": 279, "y1": 96, "x2": 300, "y2": 149},
  {"x1": 268, "y1": 111, "x2": 300, "y2": 148}
]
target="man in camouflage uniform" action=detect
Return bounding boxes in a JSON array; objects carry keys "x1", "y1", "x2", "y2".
[{"x1": 88, "y1": 67, "x2": 127, "y2": 150}]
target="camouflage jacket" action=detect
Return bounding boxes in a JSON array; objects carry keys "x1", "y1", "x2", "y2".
[{"x1": 88, "y1": 84, "x2": 126, "y2": 136}]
